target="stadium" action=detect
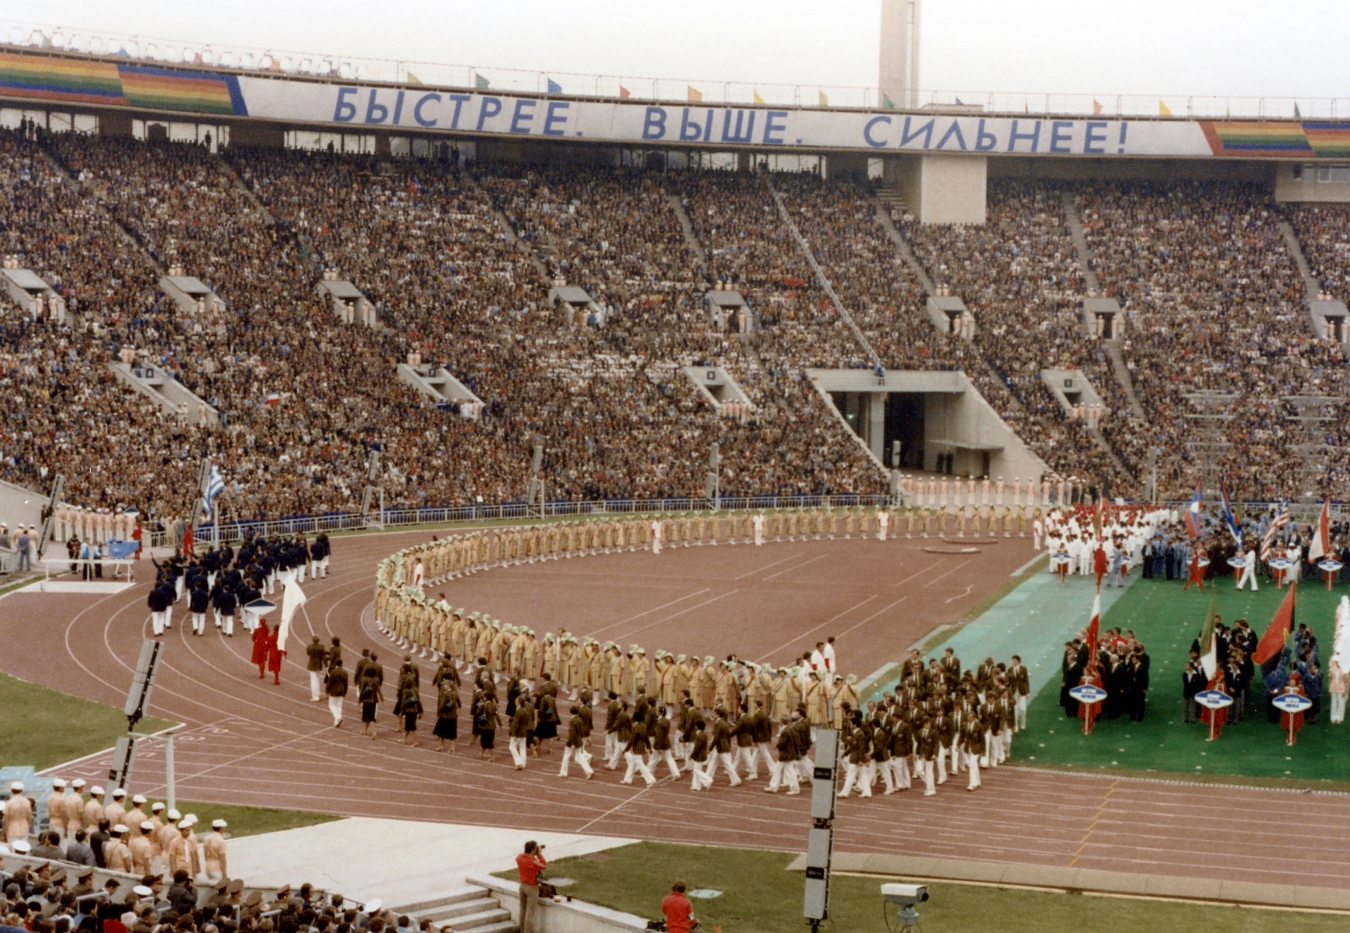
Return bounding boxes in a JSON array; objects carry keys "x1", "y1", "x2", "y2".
[{"x1": 2, "y1": 3, "x2": 1350, "y2": 932}]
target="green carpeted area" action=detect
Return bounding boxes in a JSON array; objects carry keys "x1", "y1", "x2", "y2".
[{"x1": 1021, "y1": 577, "x2": 1347, "y2": 783}]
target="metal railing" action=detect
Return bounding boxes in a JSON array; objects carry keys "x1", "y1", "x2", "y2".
[
  {"x1": 4, "y1": 19, "x2": 1345, "y2": 120},
  {"x1": 191, "y1": 493, "x2": 897, "y2": 545}
]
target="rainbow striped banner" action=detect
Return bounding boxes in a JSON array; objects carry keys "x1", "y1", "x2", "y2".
[
  {"x1": 1303, "y1": 122, "x2": 1350, "y2": 159},
  {"x1": 117, "y1": 64, "x2": 247, "y2": 116},
  {"x1": 1200, "y1": 121, "x2": 1313, "y2": 157},
  {"x1": 0, "y1": 51, "x2": 124, "y2": 105}
]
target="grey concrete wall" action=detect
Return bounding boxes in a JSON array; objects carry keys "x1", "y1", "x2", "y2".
[{"x1": 1274, "y1": 162, "x2": 1350, "y2": 204}]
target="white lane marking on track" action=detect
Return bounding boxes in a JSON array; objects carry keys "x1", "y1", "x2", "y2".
[
  {"x1": 924, "y1": 559, "x2": 972, "y2": 588},
  {"x1": 760, "y1": 553, "x2": 827, "y2": 581},
  {"x1": 832, "y1": 596, "x2": 908, "y2": 639},
  {"x1": 587, "y1": 588, "x2": 713, "y2": 636},
  {"x1": 945, "y1": 584, "x2": 974, "y2": 604},
  {"x1": 615, "y1": 590, "x2": 742, "y2": 640},
  {"x1": 894, "y1": 559, "x2": 946, "y2": 587},
  {"x1": 754, "y1": 596, "x2": 877, "y2": 664},
  {"x1": 733, "y1": 552, "x2": 808, "y2": 580}
]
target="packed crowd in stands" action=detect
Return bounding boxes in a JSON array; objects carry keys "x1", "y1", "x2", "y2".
[
  {"x1": 4, "y1": 120, "x2": 1350, "y2": 522},
  {"x1": 1082, "y1": 181, "x2": 1350, "y2": 498}
]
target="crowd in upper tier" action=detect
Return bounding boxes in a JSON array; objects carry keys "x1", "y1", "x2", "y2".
[{"x1": 2, "y1": 119, "x2": 1348, "y2": 523}]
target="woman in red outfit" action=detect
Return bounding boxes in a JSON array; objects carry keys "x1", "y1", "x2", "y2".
[
  {"x1": 267, "y1": 626, "x2": 284, "y2": 685},
  {"x1": 1201, "y1": 668, "x2": 1228, "y2": 740},
  {"x1": 251, "y1": 619, "x2": 271, "y2": 679}
]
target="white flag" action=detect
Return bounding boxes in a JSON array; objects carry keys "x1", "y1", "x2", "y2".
[{"x1": 277, "y1": 575, "x2": 307, "y2": 654}]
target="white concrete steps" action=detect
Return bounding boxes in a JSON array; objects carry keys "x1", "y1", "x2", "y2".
[{"x1": 388, "y1": 884, "x2": 517, "y2": 933}]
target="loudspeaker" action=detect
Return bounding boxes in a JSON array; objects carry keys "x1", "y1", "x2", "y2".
[
  {"x1": 802, "y1": 825, "x2": 832, "y2": 921},
  {"x1": 810, "y1": 727, "x2": 839, "y2": 820}
]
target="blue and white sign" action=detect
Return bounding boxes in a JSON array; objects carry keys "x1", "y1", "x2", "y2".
[
  {"x1": 1269, "y1": 558, "x2": 1293, "y2": 569},
  {"x1": 235, "y1": 78, "x2": 1217, "y2": 157},
  {"x1": 1194, "y1": 690, "x2": 1233, "y2": 710},
  {"x1": 1227, "y1": 555, "x2": 1251, "y2": 569},
  {"x1": 1319, "y1": 560, "x2": 1344, "y2": 574},
  {"x1": 1272, "y1": 694, "x2": 1312, "y2": 714},
  {"x1": 1069, "y1": 684, "x2": 1107, "y2": 705}
]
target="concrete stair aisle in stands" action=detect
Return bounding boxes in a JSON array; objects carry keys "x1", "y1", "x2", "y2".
[
  {"x1": 667, "y1": 193, "x2": 708, "y2": 262},
  {"x1": 1088, "y1": 424, "x2": 1130, "y2": 478},
  {"x1": 1059, "y1": 190, "x2": 1101, "y2": 293},
  {"x1": 215, "y1": 152, "x2": 274, "y2": 223},
  {"x1": 875, "y1": 183, "x2": 907, "y2": 213},
  {"x1": 1103, "y1": 340, "x2": 1145, "y2": 419},
  {"x1": 461, "y1": 168, "x2": 550, "y2": 280},
  {"x1": 1275, "y1": 219, "x2": 1339, "y2": 349},
  {"x1": 872, "y1": 198, "x2": 935, "y2": 295},
  {"x1": 36, "y1": 139, "x2": 165, "y2": 274},
  {"x1": 386, "y1": 885, "x2": 517, "y2": 933},
  {"x1": 737, "y1": 332, "x2": 795, "y2": 416}
]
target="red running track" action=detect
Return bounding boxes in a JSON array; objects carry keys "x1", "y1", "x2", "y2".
[{"x1": 4, "y1": 529, "x2": 1350, "y2": 889}]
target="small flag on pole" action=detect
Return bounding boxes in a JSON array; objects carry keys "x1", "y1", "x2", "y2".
[
  {"x1": 475, "y1": 73, "x2": 490, "y2": 89},
  {"x1": 1086, "y1": 592, "x2": 1101, "y2": 667},
  {"x1": 1198, "y1": 591, "x2": 1218, "y2": 677},
  {"x1": 687, "y1": 85, "x2": 702, "y2": 102},
  {"x1": 204, "y1": 465, "x2": 225, "y2": 517},
  {"x1": 1294, "y1": 102, "x2": 1302, "y2": 118},
  {"x1": 754, "y1": 89, "x2": 765, "y2": 104},
  {"x1": 547, "y1": 77, "x2": 562, "y2": 94},
  {"x1": 818, "y1": 90, "x2": 829, "y2": 107},
  {"x1": 882, "y1": 92, "x2": 896, "y2": 109},
  {"x1": 1159, "y1": 100, "x2": 1173, "y2": 116},
  {"x1": 277, "y1": 576, "x2": 307, "y2": 654},
  {"x1": 1309, "y1": 498, "x2": 1331, "y2": 563},
  {"x1": 1184, "y1": 485, "x2": 1202, "y2": 539},
  {"x1": 1261, "y1": 502, "x2": 1290, "y2": 561},
  {"x1": 1092, "y1": 99, "x2": 1104, "y2": 115},
  {"x1": 264, "y1": 391, "x2": 280, "y2": 405},
  {"x1": 1254, "y1": 583, "x2": 1297, "y2": 674},
  {"x1": 619, "y1": 85, "x2": 631, "y2": 99}
]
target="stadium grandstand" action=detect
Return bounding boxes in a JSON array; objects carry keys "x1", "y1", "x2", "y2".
[{"x1": 6, "y1": 5, "x2": 1350, "y2": 933}]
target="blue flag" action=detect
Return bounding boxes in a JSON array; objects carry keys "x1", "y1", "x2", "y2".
[
  {"x1": 1220, "y1": 483, "x2": 1243, "y2": 552},
  {"x1": 204, "y1": 465, "x2": 225, "y2": 517},
  {"x1": 547, "y1": 78, "x2": 562, "y2": 94}
]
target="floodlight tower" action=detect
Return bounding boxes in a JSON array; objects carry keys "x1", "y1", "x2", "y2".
[{"x1": 879, "y1": 0, "x2": 921, "y2": 109}]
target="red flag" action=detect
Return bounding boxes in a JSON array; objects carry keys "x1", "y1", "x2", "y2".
[
  {"x1": 1253, "y1": 582, "x2": 1297, "y2": 667},
  {"x1": 1086, "y1": 592, "x2": 1101, "y2": 669},
  {"x1": 619, "y1": 85, "x2": 631, "y2": 100}
]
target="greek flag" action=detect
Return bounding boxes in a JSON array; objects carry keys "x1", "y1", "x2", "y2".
[{"x1": 204, "y1": 465, "x2": 225, "y2": 517}]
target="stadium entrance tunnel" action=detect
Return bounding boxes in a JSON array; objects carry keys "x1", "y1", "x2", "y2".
[{"x1": 810, "y1": 369, "x2": 1047, "y2": 480}]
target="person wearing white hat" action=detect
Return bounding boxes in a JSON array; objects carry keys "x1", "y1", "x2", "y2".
[
  {"x1": 48, "y1": 778, "x2": 69, "y2": 841},
  {"x1": 127, "y1": 794, "x2": 149, "y2": 828},
  {"x1": 84, "y1": 785, "x2": 106, "y2": 831},
  {"x1": 10, "y1": 838, "x2": 31, "y2": 855},
  {"x1": 65, "y1": 779, "x2": 88, "y2": 838},
  {"x1": 4, "y1": 781, "x2": 31, "y2": 843},
  {"x1": 168, "y1": 819, "x2": 200, "y2": 879},
  {"x1": 157, "y1": 810, "x2": 182, "y2": 863},
  {"x1": 105, "y1": 787, "x2": 128, "y2": 829},
  {"x1": 203, "y1": 820, "x2": 228, "y2": 884},
  {"x1": 106, "y1": 824, "x2": 133, "y2": 873},
  {"x1": 130, "y1": 821, "x2": 155, "y2": 876}
]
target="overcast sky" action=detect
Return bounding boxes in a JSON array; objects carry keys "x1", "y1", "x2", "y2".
[{"x1": 17, "y1": 1, "x2": 1348, "y2": 101}]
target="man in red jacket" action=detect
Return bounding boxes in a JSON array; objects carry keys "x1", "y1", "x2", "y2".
[
  {"x1": 516, "y1": 840, "x2": 547, "y2": 933},
  {"x1": 662, "y1": 880, "x2": 694, "y2": 933}
]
